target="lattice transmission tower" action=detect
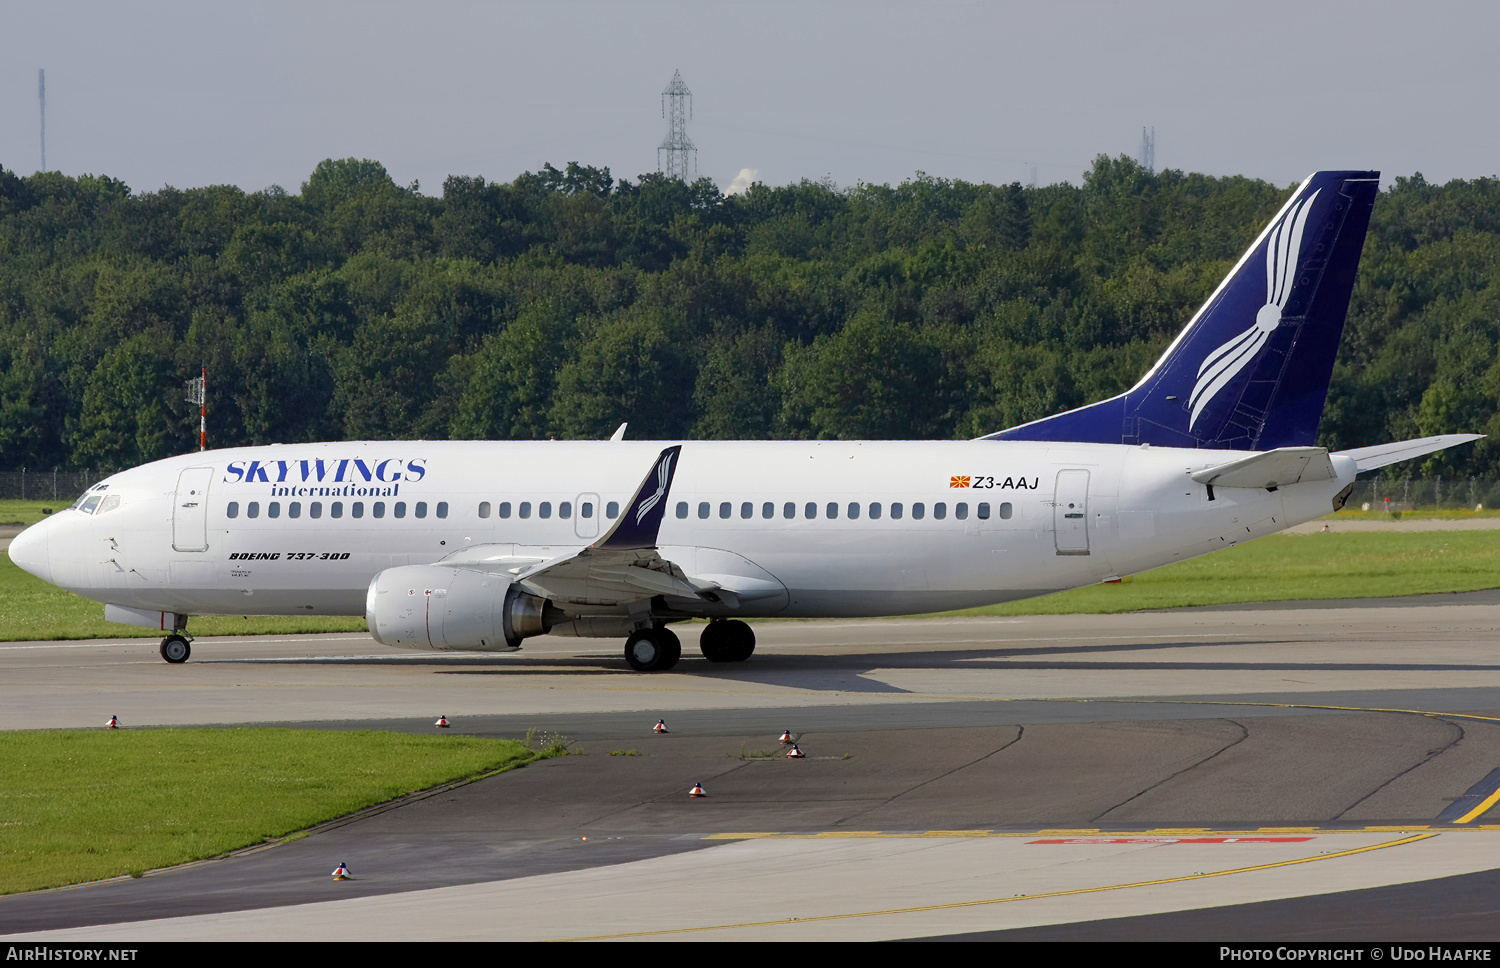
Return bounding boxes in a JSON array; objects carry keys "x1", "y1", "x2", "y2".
[
  {"x1": 1140, "y1": 126, "x2": 1155, "y2": 174},
  {"x1": 658, "y1": 70, "x2": 697, "y2": 181},
  {"x1": 39, "y1": 69, "x2": 46, "y2": 173}
]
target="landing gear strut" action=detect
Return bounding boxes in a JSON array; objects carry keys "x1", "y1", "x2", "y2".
[
  {"x1": 699, "y1": 619, "x2": 755, "y2": 663},
  {"x1": 159, "y1": 615, "x2": 193, "y2": 663},
  {"x1": 623, "y1": 627, "x2": 682, "y2": 672}
]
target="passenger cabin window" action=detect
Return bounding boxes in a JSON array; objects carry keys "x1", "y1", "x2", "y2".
[
  {"x1": 976, "y1": 502, "x2": 989, "y2": 519},
  {"x1": 437, "y1": 502, "x2": 448, "y2": 519},
  {"x1": 519, "y1": 502, "x2": 531, "y2": 519},
  {"x1": 911, "y1": 503, "x2": 924, "y2": 520},
  {"x1": 309, "y1": 502, "x2": 322, "y2": 519},
  {"x1": 891, "y1": 502, "x2": 904, "y2": 519},
  {"x1": 698, "y1": 502, "x2": 710, "y2": 519},
  {"x1": 499, "y1": 502, "x2": 512, "y2": 518},
  {"x1": 372, "y1": 502, "x2": 385, "y2": 519},
  {"x1": 332, "y1": 502, "x2": 344, "y2": 519},
  {"x1": 415, "y1": 502, "x2": 427, "y2": 519},
  {"x1": 999, "y1": 502, "x2": 1013, "y2": 520},
  {"x1": 559, "y1": 501, "x2": 571, "y2": 519},
  {"x1": 248, "y1": 502, "x2": 260, "y2": 519},
  {"x1": 352, "y1": 502, "x2": 364, "y2": 519},
  {"x1": 227, "y1": 501, "x2": 239, "y2": 519},
  {"x1": 869, "y1": 502, "x2": 882, "y2": 520},
  {"x1": 268, "y1": 502, "x2": 281, "y2": 519},
  {"x1": 393, "y1": 502, "x2": 406, "y2": 519},
  {"x1": 676, "y1": 502, "x2": 688, "y2": 519},
  {"x1": 479, "y1": 502, "x2": 491, "y2": 518},
  {"x1": 607, "y1": 501, "x2": 620, "y2": 518}
]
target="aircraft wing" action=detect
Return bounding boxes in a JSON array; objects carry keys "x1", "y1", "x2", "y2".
[
  {"x1": 513, "y1": 546, "x2": 715, "y2": 606},
  {"x1": 506, "y1": 445, "x2": 719, "y2": 608},
  {"x1": 1333, "y1": 434, "x2": 1484, "y2": 473}
]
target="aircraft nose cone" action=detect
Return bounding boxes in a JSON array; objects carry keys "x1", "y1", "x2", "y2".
[{"x1": 8, "y1": 523, "x2": 52, "y2": 584}]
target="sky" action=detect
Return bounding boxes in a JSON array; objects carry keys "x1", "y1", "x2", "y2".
[{"x1": 1, "y1": 0, "x2": 1496, "y2": 198}]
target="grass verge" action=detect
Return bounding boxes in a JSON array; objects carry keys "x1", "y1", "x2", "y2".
[
  {"x1": 3, "y1": 527, "x2": 1499, "y2": 641},
  {"x1": 955, "y1": 530, "x2": 1500, "y2": 616},
  {"x1": 0, "y1": 728, "x2": 538, "y2": 895}
]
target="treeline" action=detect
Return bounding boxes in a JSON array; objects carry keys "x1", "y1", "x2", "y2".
[{"x1": 1, "y1": 156, "x2": 1497, "y2": 476}]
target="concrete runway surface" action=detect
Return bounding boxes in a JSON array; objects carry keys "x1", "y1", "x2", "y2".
[{"x1": 2, "y1": 592, "x2": 1500, "y2": 941}]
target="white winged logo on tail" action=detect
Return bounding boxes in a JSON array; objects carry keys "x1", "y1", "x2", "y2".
[{"x1": 1188, "y1": 189, "x2": 1320, "y2": 430}]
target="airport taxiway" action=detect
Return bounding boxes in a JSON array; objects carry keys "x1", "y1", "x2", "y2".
[{"x1": 2, "y1": 594, "x2": 1500, "y2": 940}]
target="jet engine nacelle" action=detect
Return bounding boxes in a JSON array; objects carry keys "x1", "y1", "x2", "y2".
[{"x1": 366, "y1": 565, "x2": 554, "y2": 651}]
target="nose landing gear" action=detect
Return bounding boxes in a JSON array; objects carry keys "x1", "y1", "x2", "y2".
[{"x1": 159, "y1": 633, "x2": 192, "y2": 663}]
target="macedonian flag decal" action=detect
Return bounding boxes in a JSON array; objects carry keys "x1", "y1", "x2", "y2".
[{"x1": 950, "y1": 475, "x2": 971, "y2": 488}]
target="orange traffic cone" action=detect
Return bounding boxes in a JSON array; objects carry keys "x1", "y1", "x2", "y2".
[
  {"x1": 787, "y1": 744, "x2": 805, "y2": 759},
  {"x1": 689, "y1": 782, "x2": 705, "y2": 798},
  {"x1": 332, "y1": 863, "x2": 351, "y2": 880},
  {"x1": 106, "y1": 715, "x2": 119, "y2": 730},
  {"x1": 654, "y1": 719, "x2": 669, "y2": 734},
  {"x1": 435, "y1": 715, "x2": 450, "y2": 728},
  {"x1": 778, "y1": 730, "x2": 794, "y2": 745}
]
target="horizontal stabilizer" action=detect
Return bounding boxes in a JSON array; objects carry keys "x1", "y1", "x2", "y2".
[
  {"x1": 1333, "y1": 434, "x2": 1484, "y2": 473},
  {"x1": 1190, "y1": 447, "x2": 1335, "y2": 488}
]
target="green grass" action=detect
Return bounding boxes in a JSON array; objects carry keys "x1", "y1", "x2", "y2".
[
  {"x1": 0, "y1": 729, "x2": 538, "y2": 895},
  {"x1": 1323, "y1": 507, "x2": 1500, "y2": 521},
  {"x1": 0, "y1": 499, "x2": 75, "y2": 528},
  {"x1": 955, "y1": 530, "x2": 1500, "y2": 616}
]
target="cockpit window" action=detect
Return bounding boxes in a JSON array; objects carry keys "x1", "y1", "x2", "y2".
[
  {"x1": 97, "y1": 494, "x2": 122, "y2": 514},
  {"x1": 71, "y1": 483, "x2": 112, "y2": 514}
]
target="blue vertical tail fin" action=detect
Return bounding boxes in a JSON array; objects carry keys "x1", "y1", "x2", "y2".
[{"x1": 985, "y1": 171, "x2": 1379, "y2": 450}]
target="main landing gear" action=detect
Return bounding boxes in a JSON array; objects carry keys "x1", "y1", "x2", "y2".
[
  {"x1": 699, "y1": 619, "x2": 755, "y2": 663},
  {"x1": 621, "y1": 620, "x2": 757, "y2": 672},
  {"x1": 624, "y1": 627, "x2": 681, "y2": 672}
]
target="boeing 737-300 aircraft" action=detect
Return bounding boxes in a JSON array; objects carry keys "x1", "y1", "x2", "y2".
[{"x1": 7, "y1": 170, "x2": 1481, "y2": 671}]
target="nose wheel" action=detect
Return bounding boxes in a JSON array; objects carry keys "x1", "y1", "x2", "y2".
[{"x1": 159, "y1": 634, "x2": 192, "y2": 664}]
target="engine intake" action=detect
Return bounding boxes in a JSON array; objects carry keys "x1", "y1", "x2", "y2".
[{"x1": 366, "y1": 565, "x2": 556, "y2": 651}]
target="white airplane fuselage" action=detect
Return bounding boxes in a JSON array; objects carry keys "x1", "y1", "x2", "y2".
[{"x1": 20, "y1": 438, "x2": 1355, "y2": 635}]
